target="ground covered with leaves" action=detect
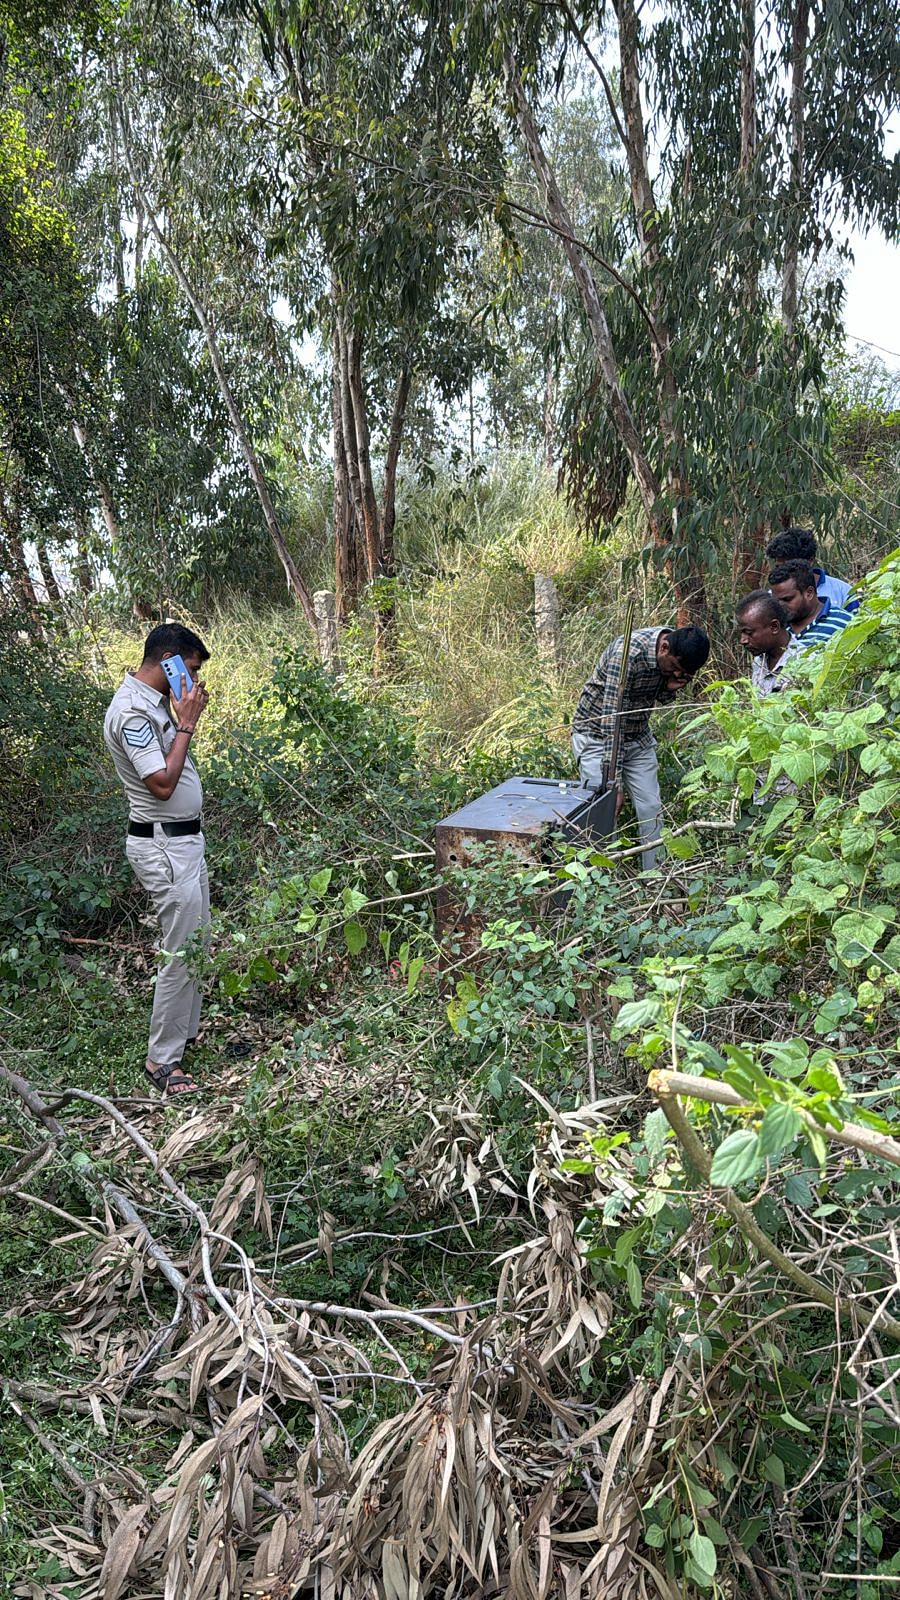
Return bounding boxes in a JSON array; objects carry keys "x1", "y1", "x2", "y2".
[{"x1": 3, "y1": 557, "x2": 900, "y2": 1599}]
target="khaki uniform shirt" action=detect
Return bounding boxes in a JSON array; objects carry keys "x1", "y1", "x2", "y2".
[{"x1": 104, "y1": 671, "x2": 203, "y2": 822}]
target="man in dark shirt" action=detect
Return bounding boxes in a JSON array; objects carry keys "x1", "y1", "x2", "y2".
[
  {"x1": 766, "y1": 527, "x2": 857, "y2": 612},
  {"x1": 572, "y1": 624, "x2": 710, "y2": 870}
]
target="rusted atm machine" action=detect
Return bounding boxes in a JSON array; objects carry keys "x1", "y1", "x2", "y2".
[
  {"x1": 433, "y1": 604, "x2": 634, "y2": 942},
  {"x1": 434, "y1": 777, "x2": 616, "y2": 939}
]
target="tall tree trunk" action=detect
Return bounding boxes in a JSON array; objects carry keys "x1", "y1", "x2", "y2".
[
  {"x1": 118, "y1": 102, "x2": 317, "y2": 632},
  {"x1": 0, "y1": 492, "x2": 41, "y2": 623},
  {"x1": 337, "y1": 323, "x2": 369, "y2": 566},
  {"x1": 134, "y1": 197, "x2": 145, "y2": 288},
  {"x1": 781, "y1": 0, "x2": 809, "y2": 340},
  {"x1": 380, "y1": 359, "x2": 412, "y2": 580},
  {"x1": 74, "y1": 520, "x2": 93, "y2": 595},
  {"x1": 740, "y1": 0, "x2": 757, "y2": 176},
  {"x1": 35, "y1": 539, "x2": 63, "y2": 607},
  {"x1": 66, "y1": 409, "x2": 121, "y2": 547},
  {"x1": 542, "y1": 346, "x2": 557, "y2": 468},
  {"x1": 332, "y1": 324, "x2": 363, "y2": 620},
  {"x1": 345, "y1": 328, "x2": 381, "y2": 582},
  {"x1": 612, "y1": 0, "x2": 705, "y2": 624},
  {"x1": 506, "y1": 57, "x2": 670, "y2": 558}
]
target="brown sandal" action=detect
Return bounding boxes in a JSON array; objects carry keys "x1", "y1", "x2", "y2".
[{"x1": 145, "y1": 1062, "x2": 198, "y2": 1097}]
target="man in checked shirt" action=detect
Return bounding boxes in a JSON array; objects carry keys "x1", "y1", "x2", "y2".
[{"x1": 572, "y1": 624, "x2": 710, "y2": 871}]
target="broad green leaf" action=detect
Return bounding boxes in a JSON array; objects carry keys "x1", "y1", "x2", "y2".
[
  {"x1": 806, "y1": 1062, "x2": 843, "y2": 1096},
  {"x1": 612, "y1": 997, "x2": 661, "y2": 1034},
  {"x1": 309, "y1": 867, "x2": 332, "y2": 897},
  {"x1": 857, "y1": 781, "x2": 900, "y2": 814},
  {"x1": 761, "y1": 795, "x2": 799, "y2": 837},
  {"x1": 342, "y1": 886, "x2": 367, "y2": 914},
  {"x1": 406, "y1": 955, "x2": 425, "y2": 994},
  {"x1": 643, "y1": 1107, "x2": 670, "y2": 1158},
  {"x1": 248, "y1": 954, "x2": 279, "y2": 983},
  {"x1": 833, "y1": 910, "x2": 888, "y2": 965},
  {"x1": 626, "y1": 1256, "x2": 642, "y2": 1310},
  {"x1": 343, "y1": 920, "x2": 367, "y2": 956},
  {"x1": 709, "y1": 1128, "x2": 762, "y2": 1188},
  {"x1": 689, "y1": 1532, "x2": 717, "y2": 1579},
  {"x1": 760, "y1": 1454, "x2": 786, "y2": 1487},
  {"x1": 757, "y1": 1102, "x2": 802, "y2": 1158},
  {"x1": 643, "y1": 1524, "x2": 666, "y2": 1549},
  {"x1": 667, "y1": 829, "x2": 699, "y2": 860}
]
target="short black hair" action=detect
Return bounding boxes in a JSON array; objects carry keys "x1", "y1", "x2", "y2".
[
  {"x1": 142, "y1": 623, "x2": 210, "y2": 664},
  {"x1": 667, "y1": 625, "x2": 710, "y2": 673},
  {"x1": 736, "y1": 589, "x2": 789, "y2": 627},
  {"x1": 768, "y1": 559, "x2": 817, "y2": 594},
  {"x1": 767, "y1": 527, "x2": 817, "y2": 563}
]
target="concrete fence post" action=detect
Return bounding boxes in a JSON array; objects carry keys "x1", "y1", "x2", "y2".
[
  {"x1": 534, "y1": 572, "x2": 563, "y2": 677},
  {"x1": 314, "y1": 590, "x2": 343, "y2": 676}
]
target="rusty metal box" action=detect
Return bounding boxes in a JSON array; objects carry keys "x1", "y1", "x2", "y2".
[{"x1": 434, "y1": 776, "x2": 616, "y2": 940}]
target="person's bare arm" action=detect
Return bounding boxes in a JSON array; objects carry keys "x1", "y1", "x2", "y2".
[{"x1": 143, "y1": 676, "x2": 209, "y2": 801}]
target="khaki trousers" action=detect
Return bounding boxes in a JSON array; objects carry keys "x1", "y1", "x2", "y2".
[
  {"x1": 125, "y1": 830, "x2": 210, "y2": 1066},
  {"x1": 571, "y1": 733, "x2": 664, "y2": 872}
]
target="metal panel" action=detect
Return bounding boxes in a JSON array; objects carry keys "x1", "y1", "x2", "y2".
[{"x1": 435, "y1": 776, "x2": 616, "y2": 941}]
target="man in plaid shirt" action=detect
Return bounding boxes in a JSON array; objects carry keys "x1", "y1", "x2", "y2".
[{"x1": 572, "y1": 625, "x2": 710, "y2": 870}]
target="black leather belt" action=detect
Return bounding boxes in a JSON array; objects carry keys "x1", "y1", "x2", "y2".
[{"x1": 128, "y1": 819, "x2": 202, "y2": 838}]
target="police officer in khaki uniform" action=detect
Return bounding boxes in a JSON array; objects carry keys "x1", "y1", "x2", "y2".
[{"x1": 104, "y1": 624, "x2": 211, "y2": 1096}]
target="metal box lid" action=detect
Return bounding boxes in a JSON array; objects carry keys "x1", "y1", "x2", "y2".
[{"x1": 436, "y1": 776, "x2": 596, "y2": 839}]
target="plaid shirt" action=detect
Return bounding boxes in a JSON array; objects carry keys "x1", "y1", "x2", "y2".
[{"x1": 573, "y1": 627, "x2": 675, "y2": 783}]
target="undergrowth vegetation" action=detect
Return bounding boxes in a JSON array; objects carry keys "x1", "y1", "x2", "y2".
[{"x1": 3, "y1": 468, "x2": 900, "y2": 1598}]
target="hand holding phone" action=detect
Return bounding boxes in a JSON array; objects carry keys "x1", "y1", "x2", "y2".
[
  {"x1": 162, "y1": 655, "x2": 209, "y2": 731},
  {"x1": 161, "y1": 654, "x2": 194, "y2": 696}
]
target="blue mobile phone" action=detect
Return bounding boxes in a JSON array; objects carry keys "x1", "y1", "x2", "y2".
[{"x1": 161, "y1": 654, "x2": 194, "y2": 697}]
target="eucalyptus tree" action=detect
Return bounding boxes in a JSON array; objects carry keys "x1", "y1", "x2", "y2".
[
  {"x1": 106, "y1": 0, "x2": 322, "y2": 624},
  {"x1": 0, "y1": 54, "x2": 100, "y2": 618},
  {"x1": 223, "y1": 0, "x2": 507, "y2": 632},
  {"x1": 480, "y1": 84, "x2": 624, "y2": 464},
  {"x1": 469, "y1": 0, "x2": 900, "y2": 621}
]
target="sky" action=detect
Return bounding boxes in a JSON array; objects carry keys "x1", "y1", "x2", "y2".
[
  {"x1": 840, "y1": 119, "x2": 900, "y2": 374},
  {"x1": 844, "y1": 228, "x2": 900, "y2": 374}
]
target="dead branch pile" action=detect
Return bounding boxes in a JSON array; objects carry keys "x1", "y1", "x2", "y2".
[{"x1": 3, "y1": 1061, "x2": 896, "y2": 1599}]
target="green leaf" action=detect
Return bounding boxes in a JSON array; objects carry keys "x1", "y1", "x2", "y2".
[
  {"x1": 343, "y1": 920, "x2": 367, "y2": 956},
  {"x1": 248, "y1": 954, "x2": 279, "y2": 983},
  {"x1": 626, "y1": 1256, "x2": 642, "y2": 1309},
  {"x1": 643, "y1": 1107, "x2": 670, "y2": 1158},
  {"x1": 833, "y1": 910, "x2": 888, "y2": 966},
  {"x1": 760, "y1": 1454, "x2": 786, "y2": 1487},
  {"x1": 757, "y1": 1102, "x2": 802, "y2": 1159},
  {"x1": 857, "y1": 781, "x2": 900, "y2": 814},
  {"x1": 406, "y1": 955, "x2": 425, "y2": 994},
  {"x1": 688, "y1": 1532, "x2": 717, "y2": 1579},
  {"x1": 779, "y1": 1409, "x2": 813, "y2": 1433},
  {"x1": 612, "y1": 997, "x2": 661, "y2": 1034},
  {"x1": 342, "y1": 886, "x2": 368, "y2": 915},
  {"x1": 667, "y1": 829, "x2": 699, "y2": 860},
  {"x1": 309, "y1": 867, "x2": 332, "y2": 897},
  {"x1": 643, "y1": 1524, "x2": 666, "y2": 1549},
  {"x1": 614, "y1": 1225, "x2": 643, "y2": 1266},
  {"x1": 761, "y1": 795, "x2": 799, "y2": 836},
  {"x1": 784, "y1": 1171, "x2": 813, "y2": 1203},
  {"x1": 709, "y1": 1128, "x2": 762, "y2": 1188},
  {"x1": 805, "y1": 1061, "x2": 843, "y2": 1096}
]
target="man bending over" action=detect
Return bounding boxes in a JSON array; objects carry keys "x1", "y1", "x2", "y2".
[
  {"x1": 737, "y1": 590, "x2": 801, "y2": 696},
  {"x1": 572, "y1": 624, "x2": 710, "y2": 871}
]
